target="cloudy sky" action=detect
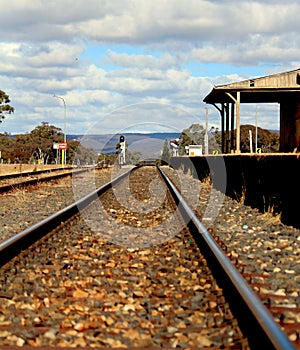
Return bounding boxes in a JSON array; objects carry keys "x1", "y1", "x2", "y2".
[{"x1": 0, "y1": 0, "x2": 299, "y2": 136}]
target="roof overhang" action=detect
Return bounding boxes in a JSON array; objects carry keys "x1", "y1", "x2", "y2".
[{"x1": 204, "y1": 87, "x2": 300, "y2": 104}]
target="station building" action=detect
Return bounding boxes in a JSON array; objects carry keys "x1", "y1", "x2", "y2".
[{"x1": 203, "y1": 67, "x2": 300, "y2": 153}]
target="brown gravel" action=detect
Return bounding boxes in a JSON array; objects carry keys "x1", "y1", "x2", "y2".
[
  {"x1": 164, "y1": 166, "x2": 300, "y2": 345},
  {"x1": 0, "y1": 166, "x2": 249, "y2": 348},
  {"x1": 0, "y1": 165, "x2": 299, "y2": 347},
  {"x1": 0, "y1": 168, "x2": 112, "y2": 243}
]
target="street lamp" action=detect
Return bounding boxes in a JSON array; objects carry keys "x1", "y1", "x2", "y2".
[{"x1": 53, "y1": 95, "x2": 67, "y2": 166}]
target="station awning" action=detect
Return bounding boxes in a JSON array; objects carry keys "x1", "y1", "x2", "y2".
[
  {"x1": 204, "y1": 86, "x2": 300, "y2": 104},
  {"x1": 203, "y1": 68, "x2": 300, "y2": 153}
]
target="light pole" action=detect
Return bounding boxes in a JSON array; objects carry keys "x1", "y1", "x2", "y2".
[
  {"x1": 204, "y1": 107, "x2": 209, "y2": 155},
  {"x1": 53, "y1": 95, "x2": 67, "y2": 166}
]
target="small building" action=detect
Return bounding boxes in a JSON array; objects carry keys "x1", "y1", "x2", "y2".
[
  {"x1": 185, "y1": 144, "x2": 203, "y2": 156},
  {"x1": 203, "y1": 68, "x2": 300, "y2": 153}
]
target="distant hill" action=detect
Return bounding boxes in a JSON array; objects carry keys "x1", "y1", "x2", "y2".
[{"x1": 68, "y1": 132, "x2": 180, "y2": 158}]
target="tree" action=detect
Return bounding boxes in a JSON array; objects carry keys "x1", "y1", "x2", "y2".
[
  {"x1": 0, "y1": 122, "x2": 98, "y2": 164},
  {"x1": 0, "y1": 90, "x2": 14, "y2": 123},
  {"x1": 125, "y1": 150, "x2": 142, "y2": 165},
  {"x1": 97, "y1": 153, "x2": 118, "y2": 166},
  {"x1": 0, "y1": 132, "x2": 15, "y2": 162},
  {"x1": 178, "y1": 123, "x2": 206, "y2": 154},
  {"x1": 161, "y1": 139, "x2": 171, "y2": 164},
  {"x1": 211, "y1": 124, "x2": 280, "y2": 153},
  {"x1": 239, "y1": 125, "x2": 279, "y2": 153},
  {"x1": 13, "y1": 134, "x2": 33, "y2": 163},
  {"x1": 72, "y1": 141, "x2": 98, "y2": 165},
  {"x1": 29, "y1": 122, "x2": 64, "y2": 164}
]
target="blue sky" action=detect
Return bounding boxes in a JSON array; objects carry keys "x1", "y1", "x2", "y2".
[{"x1": 0, "y1": 0, "x2": 299, "y2": 136}]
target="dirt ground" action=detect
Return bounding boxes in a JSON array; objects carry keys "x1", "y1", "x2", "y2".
[{"x1": 0, "y1": 164, "x2": 66, "y2": 175}]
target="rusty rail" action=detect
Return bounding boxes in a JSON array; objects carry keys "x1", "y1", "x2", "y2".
[
  {"x1": 157, "y1": 165, "x2": 295, "y2": 350},
  {"x1": 0, "y1": 168, "x2": 87, "y2": 193},
  {"x1": 0, "y1": 167, "x2": 133, "y2": 267}
]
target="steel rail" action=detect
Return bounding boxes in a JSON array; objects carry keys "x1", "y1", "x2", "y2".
[
  {"x1": 0, "y1": 168, "x2": 87, "y2": 193},
  {"x1": 0, "y1": 166, "x2": 73, "y2": 180},
  {"x1": 157, "y1": 165, "x2": 295, "y2": 350},
  {"x1": 0, "y1": 167, "x2": 134, "y2": 267}
]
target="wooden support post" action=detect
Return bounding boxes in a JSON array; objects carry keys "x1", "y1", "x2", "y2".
[
  {"x1": 221, "y1": 104, "x2": 225, "y2": 153},
  {"x1": 226, "y1": 92, "x2": 241, "y2": 153},
  {"x1": 225, "y1": 103, "x2": 230, "y2": 153},
  {"x1": 249, "y1": 130, "x2": 253, "y2": 153},
  {"x1": 236, "y1": 92, "x2": 241, "y2": 153},
  {"x1": 213, "y1": 103, "x2": 225, "y2": 153},
  {"x1": 231, "y1": 103, "x2": 235, "y2": 151}
]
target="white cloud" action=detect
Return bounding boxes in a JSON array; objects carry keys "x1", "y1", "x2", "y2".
[
  {"x1": 105, "y1": 51, "x2": 179, "y2": 69},
  {"x1": 0, "y1": 0, "x2": 299, "y2": 135},
  {"x1": 2, "y1": 1, "x2": 299, "y2": 45}
]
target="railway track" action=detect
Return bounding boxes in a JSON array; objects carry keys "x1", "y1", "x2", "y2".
[
  {"x1": 163, "y1": 166, "x2": 300, "y2": 348},
  {"x1": 0, "y1": 165, "x2": 297, "y2": 348},
  {"x1": 0, "y1": 167, "x2": 86, "y2": 193}
]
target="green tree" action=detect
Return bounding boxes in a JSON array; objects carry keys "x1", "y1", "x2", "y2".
[
  {"x1": 125, "y1": 150, "x2": 141, "y2": 165},
  {"x1": 0, "y1": 90, "x2": 14, "y2": 123},
  {"x1": 0, "y1": 123, "x2": 97, "y2": 164},
  {"x1": 179, "y1": 123, "x2": 205, "y2": 154},
  {"x1": 0, "y1": 132, "x2": 15, "y2": 162},
  {"x1": 97, "y1": 153, "x2": 118, "y2": 166},
  {"x1": 72, "y1": 141, "x2": 98, "y2": 165},
  {"x1": 29, "y1": 122, "x2": 64, "y2": 164},
  {"x1": 12, "y1": 134, "x2": 33, "y2": 163},
  {"x1": 212, "y1": 124, "x2": 280, "y2": 153},
  {"x1": 239, "y1": 125, "x2": 279, "y2": 153},
  {"x1": 161, "y1": 139, "x2": 171, "y2": 164}
]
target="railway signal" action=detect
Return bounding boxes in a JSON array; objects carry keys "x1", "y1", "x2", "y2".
[{"x1": 117, "y1": 135, "x2": 126, "y2": 165}]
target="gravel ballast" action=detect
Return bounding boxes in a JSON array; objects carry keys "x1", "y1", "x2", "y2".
[{"x1": 0, "y1": 165, "x2": 299, "y2": 346}]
